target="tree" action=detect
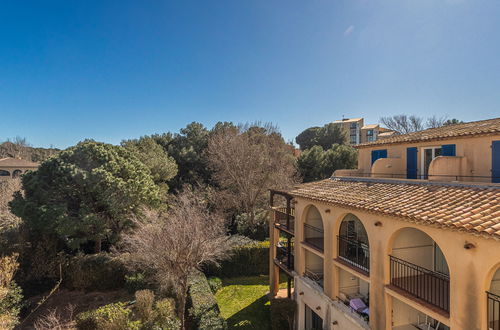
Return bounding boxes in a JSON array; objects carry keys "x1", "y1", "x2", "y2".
[
  {"x1": 380, "y1": 115, "x2": 425, "y2": 134},
  {"x1": 120, "y1": 188, "x2": 232, "y2": 330},
  {"x1": 426, "y1": 115, "x2": 449, "y2": 129},
  {"x1": 295, "y1": 127, "x2": 320, "y2": 150},
  {"x1": 295, "y1": 123, "x2": 347, "y2": 151},
  {"x1": 297, "y1": 144, "x2": 357, "y2": 182},
  {"x1": 151, "y1": 122, "x2": 212, "y2": 191},
  {"x1": 206, "y1": 123, "x2": 298, "y2": 229},
  {"x1": 315, "y1": 123, "x2": 348, "y2": 150},
  {"x1": 443, "y1": 118, "x2": 464, "y2": 126},
  {"x1": 122, "y1": 137, "x2": 178, "y2": 194},
  {"x1": 10, "y1": 140, "x2": 161, "y2": 253},
  {"x1": 0, "y1": 180, "x2": 21, "y2": 233}
]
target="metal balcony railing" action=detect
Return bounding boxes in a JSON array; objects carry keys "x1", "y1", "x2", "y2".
[
  {"x1": 304, "y1": 223, "x2": 324, "y2": 252},
  {"x1": 304, "y1": 268, "x2": 324, "y2": 288},
  {"x1": 273, "y1": 207, "x2": 295, "y2": 233},
  {"x1": 338, "y1": 235, "x2": 370, "y2": 273},
  {"x1": 390, "y1": 255, "x2": 450, "y2": 313},
  {"x1": 275, "y1": 245, "x2": 294, "y2": 271},
  {"x1": 488, "y1": 291, "x2": 500, "y2": 330}
]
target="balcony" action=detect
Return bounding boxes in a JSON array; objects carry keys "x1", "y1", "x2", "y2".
[
  {"x1": 273, "y1": 206, "x2": 295, "y2": 234},
  {"x1": 390, "y1": 255, "x2": 450, "y2": 314},
  {"x1": 338, "y1": 235, "x2": 370, "y2": 274},
  {"x1": 275, "y1": 244, "x2": 294, "y2": 274},
  {"x1": 304, "y1": 268, "x2": 324, "y2": 288},
  {"x1": 304, "y1": 223, "x2": 324, "y2": 252},
  {"x1": 488, "y1": 291, "x2": 500, "y2": 330}
]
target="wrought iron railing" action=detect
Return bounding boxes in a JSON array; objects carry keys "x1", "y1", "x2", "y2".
[
  {"x1": 304, "y1": 268, "x2": 324, "y2": 288},
  {"x1": 304, "y1": 223, "x2": 324, "y2": 252},
  {"x1": 275, "y1": 245, "x2": 294, "y2": 271},
  {"x1": 338, "y1": 236, "x2": 370, "y2": 273},
  {"x1": 488, "y1": 291, "x2": 500, "y2": 330},
  {"x1": 390, "y1": 255, "x2": 450, "y2": 313},
  {"x1": 273, "y1": 207, "x2": 295, "y2": 233}
]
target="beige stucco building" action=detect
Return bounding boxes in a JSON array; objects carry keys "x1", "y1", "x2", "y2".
[
  {"x1": 269, "y1": 118, "x2": 500, "y2": 330},
  {"x1": 333, "y1": 118, "x2": 395, "y2": 145},
  {"x1": 0, "y1": 157, "x2": 39, "y2": 181}
]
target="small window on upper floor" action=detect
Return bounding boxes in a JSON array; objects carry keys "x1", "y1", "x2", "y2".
[{"x1": 422, "y1": 146, "x2": 442, "y2": 179}]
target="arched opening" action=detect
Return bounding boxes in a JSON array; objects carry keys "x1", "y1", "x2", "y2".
[
  {"x1": 304, "y1": 249, "x2": 324, "y2": 288},
  {"x1": 0, "y1": 170, "x2": 10, "y2": 177},
  {"x1": 337, "y1": 213, "x2": 369, "y2": 273},
  {"x1": 12, "y1": 169, "x2": 22, "y2": 178},
  {"x1": 389, "y1": 228, "x2": 450, "y2": 328},
  {"x1": 303, "y1": 205, "x2": 324, "y2": 252},
  {"x1": 487, "y1": 267, "x2": 500, "y2": 330}
]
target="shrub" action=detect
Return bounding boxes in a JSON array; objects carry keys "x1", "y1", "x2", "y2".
[
  {"x1": 204, "y1": 241, "x2": 269, "y2": 278},
  {"x1": 153, "y1": 298, "x2": 181, "y2": 329},
  {"x1": 270, "y1": 298, "x2": 296, "y2": 330},
  {"x1": 125, "y1": 273, "x2": 151, "y2": 293},
  {"x1": 134, "y1": 290, "x2": 155, "y2": 323},
  {"x1": 76, "y1": 302, "x2": 141, "y2": 330},
  {"x1": 207, "y1": 277, "x2": 222, "y2": 294},
  {"x1": 187, "y1": 272, "x2": 226, "y2": 330},
  {"x1": 64, "y1": 253, "x2": 127, "y2": 291}
]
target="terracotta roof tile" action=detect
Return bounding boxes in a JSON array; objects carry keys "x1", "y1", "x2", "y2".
[
  {"x1": 357, "y1": 117, "x2": 500, "y2": 148},
  {"x1": 288, "y1": 177, "x2": 500, "y2": 240}
]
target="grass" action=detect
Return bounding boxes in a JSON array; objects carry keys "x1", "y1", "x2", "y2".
[{"x1": 215, "y1": 274, "x2": 288, "y2": 330}]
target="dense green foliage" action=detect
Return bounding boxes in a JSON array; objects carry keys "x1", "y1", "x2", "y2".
[
  {"x1": 270, "y1": 298, "x2": 296, "y2": 330},
  {"x1": 207, "y1": 277, "x2": 222, "y2": 294},
  {"x1": 76, "y1": 302, "x2": 140, "y2": 330},
  {"x1": 297, "y1": 144, "x2": 357, "y2": 182},
  {"x1": 63, "y1": 253, "x2": 127, "y2": 291},
  {"x1": 10, "y1": 140, "x2": 161, "y2": 252},
  {"x1": 205, "y1": 241, "x2": 269, "y2": 278},
  {"x1": 295, "y1": 123, "x2": 347, "y2": 150},
  {"x1": 187, "y1": 272, "x2": 226, "y2": 330},
  {"x1": 122, "y1": 137, "x2": 178, "y2": 194},
  {"x1": 151, "y1": 122, "x2": 214, "y2": 191}
]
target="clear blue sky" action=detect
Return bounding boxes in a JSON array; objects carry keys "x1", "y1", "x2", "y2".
[{"x1": 1, "y1": 0, "x2": 499, "y2": 148}]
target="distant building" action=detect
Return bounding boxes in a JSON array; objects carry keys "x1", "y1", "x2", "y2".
[
  {"x1": 333, "y1": 118, "x2": 395, "y2": 145},
  {"x1": 0, "y1": 158, "x2": 39, "y2": 181}
]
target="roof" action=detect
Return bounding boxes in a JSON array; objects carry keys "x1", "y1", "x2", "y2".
[
  {"x1": 289, "y1": 177, "x2": 500, "y2": 240},
  {"x1": 361, "y1": 124, "x2": 379, "y2": 129},
  {"x1": 356, "y1": 117, "x2": 500, "y2": 148},
  {"x1": 0, "y1": 158, "x2": 39, "y2": 168},
  {"x1": 333, "y1": 118, "x2": 363, "y2": 123}
]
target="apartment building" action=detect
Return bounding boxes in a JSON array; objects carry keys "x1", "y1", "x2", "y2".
[
  {"x1": 0, "y1": 157, "x2": 39, "y2": 181},
  {"x1": 269, "y1": 118, "x2": 500, "y2": 330},
  {"x1": 333, "y1": 118, "x2": 395, "y2": 145}
]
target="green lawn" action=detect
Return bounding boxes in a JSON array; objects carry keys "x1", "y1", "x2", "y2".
[{"x1": 215, "y1": 275, "x2": 288, "y2": 330}]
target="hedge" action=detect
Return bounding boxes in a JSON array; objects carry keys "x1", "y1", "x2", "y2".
[
  {"x1": 187, "y1": 272, "x2": 226, "y2": 330},
  {"x1": 204, "y1": 241, "x2": 269, "y2": 278},
  {"x1": 63, "y1": 253, "x2": 127, "y2": 291}
]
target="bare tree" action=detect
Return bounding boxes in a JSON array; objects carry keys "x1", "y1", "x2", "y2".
[
  {"x1": 0, "y1": 179, "x2": 22, "y2": 232},
  {"x1": 206, "y1": 123, "x2": 298, "y2": 227},
  {"x1": 120, "y1": 188, "x2": 232, "y2": 330},
  {"x1": 380, "y1": 115, "x2": 425, "y2": 134},
  {"x1": 426, "y1": 115, "x2": 449, "y2": 129},
  {"x1": 33, "y1": 306, "x2": 76, "y2": 330},
  {"x1": 1, "y1": 137, "x2": 31, "y2": 159}
]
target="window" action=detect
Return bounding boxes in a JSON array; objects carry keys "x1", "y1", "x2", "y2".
[
  {"x1": 421, "y1": 147, "x2": 442, "y2": 179},
  {"x1": 0, "y1": 170, "x2": 10, "y2": 177},
  {"x1": 305, "y1": 304, "x2": 323, "y2": 330}
]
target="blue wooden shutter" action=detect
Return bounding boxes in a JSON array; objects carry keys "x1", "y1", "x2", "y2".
[
  {"x1": 406, "y1": 147, "x2": 418, "y2": 179},
  {"x1": 493, "y1": 141, "x2": 500, "y2": 183},
  {"x1": 441, "y1": 144, "x2": 456, "y2": 156},
  {"x1": 371, "y1": 149, "x2": 387, "y2": 165}
]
